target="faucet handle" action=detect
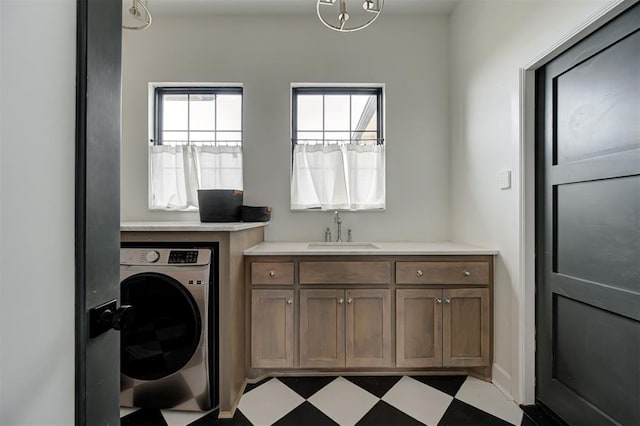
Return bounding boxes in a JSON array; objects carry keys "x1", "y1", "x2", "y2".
[{"x1": 347, "y1": 229, "x2": 352, "y2": 242}]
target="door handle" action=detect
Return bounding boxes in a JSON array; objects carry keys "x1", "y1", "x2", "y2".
[{"x1": 89, "y1": 299, "x2": 135, "y2": 338}]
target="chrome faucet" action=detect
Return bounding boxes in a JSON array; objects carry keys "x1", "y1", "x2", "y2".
[{"x1": 333, "y1": 211, "x2": 343, "y2": 242}]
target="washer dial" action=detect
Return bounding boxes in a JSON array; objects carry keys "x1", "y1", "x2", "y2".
[{"x1": 145, "y1": 250, "x2": 160, "y2": 263}]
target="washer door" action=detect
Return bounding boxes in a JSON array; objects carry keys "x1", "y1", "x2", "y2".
[{"x1": 120, "y1": 272, "x2": 202, "y2": 381}]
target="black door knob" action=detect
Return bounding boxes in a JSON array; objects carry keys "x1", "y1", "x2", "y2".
[
  {"x1": 100, "y1": 305, "x2": 135, "y2": 331},
  {"x1": 90, "y1": 300, "x2": 135, "y2": 338}
]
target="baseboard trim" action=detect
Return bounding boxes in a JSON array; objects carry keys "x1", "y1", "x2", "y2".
[
  {"x1": 521, "y1": 403, "x2": 568, "y2": 426},
  {"x1": 492, "y1": 362, "x2": 513, "y2": 399},
  {"x1": 217, "y1": 380, "x2": 246, "y2": 419}
]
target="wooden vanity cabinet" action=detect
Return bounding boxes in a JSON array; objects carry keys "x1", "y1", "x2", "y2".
[
  {"x1": 443, "y1": 288, "x2": 490, "y2": 367},
  {"x1": 396, "y1": 287, "x2": 490, "y2": 368},
  {"x1": 299, "y1": 288, "x2": 392, "y2": 368},
  {"x1": 346, "y1": 289, "x2": 392, "y2": 367},
  {"x1": 299, "y1": 289, "x2": 345, "y2": 368},
  {"x1": 396, "y1": 289, "x2": 443, "y2": 367},
  {"x1": 247, "y1": 254, "x2": 492, "y2": 378},
  {"x1": 395, "y1": 260, "x2": 491, "y2": 368},
  {"x1": 249, "y1": 261, "x2": 296, "y2": 368},
  {"x1": 251, "y1": 289, "x2": 295, "y2": 368}
]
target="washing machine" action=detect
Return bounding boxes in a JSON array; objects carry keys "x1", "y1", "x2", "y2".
[{"x1": 119, "y1": 248, "x2": 215, "y2": 411}]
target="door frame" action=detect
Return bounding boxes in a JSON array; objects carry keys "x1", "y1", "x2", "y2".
[
  {"x1": 75, "y1": 0, "x2": 88, "y2": 421},
  {"x1": 517, "y1": 0, "x2": 637, "y2": 405},
  {"x1": 75, "y1": 0, "x2": 122, "y2": 423},
  {"x1": 71, "y1": 0, "x2": 639, "y2": 419}
]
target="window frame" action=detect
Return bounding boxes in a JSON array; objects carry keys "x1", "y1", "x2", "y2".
[
  {"x1": 290, "y1": 85, "x2": 386, "y2": 211},
  {"x1": 148, "y1": 84, "x2": 244, "y2": 212},
  {"x1": 153, "y1": 86, "x2": 243, "y2": 146},
  {"x1": 291, "y1": 86, "x2": 384, "y2": 147}
]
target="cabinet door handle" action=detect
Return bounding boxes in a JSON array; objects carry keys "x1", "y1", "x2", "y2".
[
  {"x1": 416, "y1": 270, "x2": 424, "y2": 277},
  {"x1": 435, "y1": 298, "x2": 442, "y2": 304},
  {"x1": 463, "y1": 270, "x2": 470, "y2": 277},
  {"x1": 347, "y1": 298, "x2": 353, "y2": 304},
  {"x1": 269, "y1": 270, "x2": 276, "y2": 277},
  {"x1": 287, "y1": 299, "x2": 293, "y2": 305},
  {"x1": 444, "y1": 297, "x2": 451, "y2": 304},
  {"x1": 338, "y1": 298, "x2": 344, "y2": 304}
]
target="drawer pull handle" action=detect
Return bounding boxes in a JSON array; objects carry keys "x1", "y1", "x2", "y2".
[
  {"x1": 463, "y1": 270, "x2": 471, "y2": 277},
  {"x1": 416, "y1": 270, "x2": 424, "y2": 277},
  {"x1": 287, "y1": 299, "x2": 293, "y2": 305},
  {"x1": 435, "y1": 298, "x2": 442, "y2": 304},
  {"x1": 347, "y1": 298, "x2": 353, "y2": 304},
  {"x1": 444, "y1": 297, "x2": 451, "y2": 304},
  {"x1": 338, "y1": 298, "x2": 345, "y2": 304},
  {"x1": 269, "y1": 270, "x2": 276, "y2": 277}
]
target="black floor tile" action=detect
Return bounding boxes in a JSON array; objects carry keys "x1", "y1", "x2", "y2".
[
  {"x1": 343, "y1": 375, "x2": 403, "y2": 398},
  {"x1": 278, "y1": 376, "x2": 338, "y2": 399},
  {"x1": 121, "y1": 375, "x2": 522, "y2": 426},
  {"x1": 520, "y1": 405, "x2": 567, "y2": 426},
  {"x1": 243, "y1": 377, "x2": 273, "y2": 394},
  {"x1": 356, "y1": 400, "x2": 425, "y2": 426},
  {"x1": 187, "y1": 408, "x2": 252, "y2": 426},
  {"x1": 438, "y1": 399, "x2": 512, "y2": 426},
  {"x1": 411, "y1": 375, "x2": 467, "y2": 397},
  {"x1": 272, "y1": 401, "x2": 339, "y2": 426},
  {"x1": 120, "y1": 408, "x2": 169, "y2": 426},
  {"x1": 521, "y1": 412, "x2": 538, "y2": 426}
]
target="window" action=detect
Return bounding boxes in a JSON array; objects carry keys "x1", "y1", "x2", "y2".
[
  {"x1": 291, "y1": 86, "x2": 385, "y2": 210},
  {"x1": 149, "y1": 86, "x2": 243, "y2": 210}
]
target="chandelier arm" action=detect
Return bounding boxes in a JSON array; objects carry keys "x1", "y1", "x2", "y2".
[
  {"x1": 123, "y1": 0, "x2": 153, "y2": 31},
  {"x1": 316, "y1": 0, "x2": 383, "y2": 33}
]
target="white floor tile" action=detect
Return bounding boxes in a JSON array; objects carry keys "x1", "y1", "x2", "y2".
[
  {"x1": 308, "y1": 377, "x2": 379, "y2": 426},
  {"x1": 161, "y1": 408, "x2": 215, "y2": 426},
  {"x1": 119, "y1": 406, "x2": 138, "y2": 418},
  {"x1": 382, "y1": 376, "x2": 453, "y2": 426},
  {"x1": 238, "y1": 378, "x2": 305, "y2": 426},
  {"x1": 455, "y1": 376, "x2": 523, "y2": 425}
]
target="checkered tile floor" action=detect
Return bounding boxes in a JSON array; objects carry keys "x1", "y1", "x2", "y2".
[{"x1": 121, "y1": 375, "x2": 546, "y2": 426}]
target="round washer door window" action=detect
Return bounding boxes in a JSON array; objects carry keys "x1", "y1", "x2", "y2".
[{"x1": 120, "y1": 272, "x2": 201, "y2": 381}]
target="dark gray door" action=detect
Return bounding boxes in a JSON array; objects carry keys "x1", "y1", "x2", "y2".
[
  {"x1": 76, "y1": 0, "x2": 122, "y2": 424},
  {"x1": 536, "y1": 3, "x2": 640, "y2": 425}
]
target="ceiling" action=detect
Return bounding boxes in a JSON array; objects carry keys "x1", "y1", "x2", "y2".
[{"x1": 145, "y1": 0, "x2": 459, "y2": 16}]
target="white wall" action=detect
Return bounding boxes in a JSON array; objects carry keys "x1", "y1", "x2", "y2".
[
  {"x1": 449, "y1": 0, "x2": 611, "y2": 403},
  {"x1": 0, "y1": 1, "x2": 76, "y2": 425},
  {"x1": 121, "y1": 14, "x2": 451, "y2": 242}
]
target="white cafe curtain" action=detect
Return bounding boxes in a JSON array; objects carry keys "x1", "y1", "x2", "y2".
[
  {"x1": 291, "y1": 143, "x2": 385, "y2": 210},
  {"x1": 149, "y1": 144, "x2": 243, "y2": 210}
]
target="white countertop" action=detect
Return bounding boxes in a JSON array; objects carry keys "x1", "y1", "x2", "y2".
[
  {"x1": 244, "y1": 241, "x2": 498, "y2": 256},
  {"x1": 121, "y1": 221, "x2": 269, "y2": 232}
]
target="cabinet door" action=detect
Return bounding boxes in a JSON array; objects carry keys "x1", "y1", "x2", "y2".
[
  {"x1": 443, "y1": 288, "x2": 490, "y2": 367},
  {"x1": 300, "y1": 289, "x2": 345, "y2": 368},
  {"x1": 396, "y1": 289, "x2": 443, "y2": 367},
  {"x1": 346, "y1": 289, "x2": 392, "y2": 367},
  {"x1": 251, "y1": 289, "x2": 295, "y2": 368}
]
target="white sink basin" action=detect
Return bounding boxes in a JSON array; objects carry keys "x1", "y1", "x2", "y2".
[{"x1": 307, "y1": 242, "x2": 380, "y2": 250}]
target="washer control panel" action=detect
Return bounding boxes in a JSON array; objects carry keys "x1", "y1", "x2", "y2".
[
  {"x1": 168, "y1": 250, "x2": 199, "y2": 264},
  {"x1": 121, "y1": 248, "x2": 211, "y2": 266}
]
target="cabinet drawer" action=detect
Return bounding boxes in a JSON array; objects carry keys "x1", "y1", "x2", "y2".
[
  {"x1": 251, "y1": 262, "x2": 294, "y2": 285},
  {"x1": 396, "y1": 261, "x2": 489, "y2": 285},
  {"x1": 300, "y1": 261, "x2": 391, "y2": 284}
]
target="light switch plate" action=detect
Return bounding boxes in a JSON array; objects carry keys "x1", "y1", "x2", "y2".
[{"x1": 498, "y1": 170, "x2": 511, "y2": 190}]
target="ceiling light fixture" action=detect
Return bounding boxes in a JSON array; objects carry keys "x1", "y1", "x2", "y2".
[
  {"x1": 317, "y1": 0, "x2": 384, "y2": 32},
  {"x1": 123, "y1": 0, "x2": 152, "y2": 31}
]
